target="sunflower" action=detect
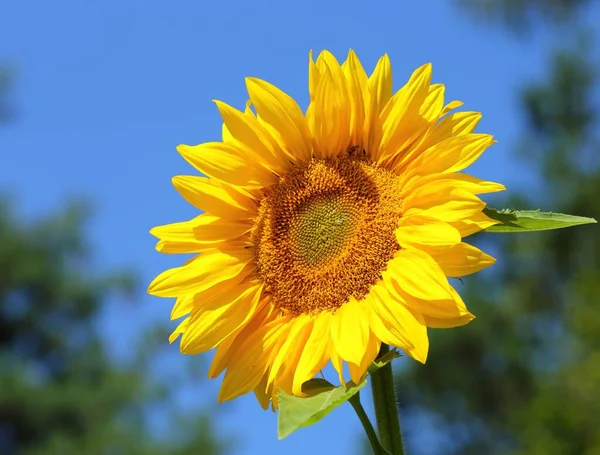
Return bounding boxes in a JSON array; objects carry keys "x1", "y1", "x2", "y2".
[{"x1": 148, "y1": 49, "x2": 503, "y2": 409}]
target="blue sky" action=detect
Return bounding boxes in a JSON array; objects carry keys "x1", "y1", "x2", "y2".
[{"x1": 2, "y1": 1, "x2": 596, "y2": 454}]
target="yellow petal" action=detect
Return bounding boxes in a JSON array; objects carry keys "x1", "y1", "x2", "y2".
[
  {"x1": 383, "y1": 249, "x2": 470, "y2": 320},
  {"x1": 308, "y1": 50, "x2": 320, "y2": 101},
  {"x1": 292, "y1": 312, "x2": 332, "y2": 395},
  {"x1": 448, "y1": 174, "x2": 506, "y2": 194},
  {"x1": 273, "y1": 319, "x2": 314, "y2": 397},
  {"x1": 147, "y1": 248, "x2": 253, "y2": 298},
  {"x1": 368, "y1": 54, "x2": 392, "y2": 117},
  {"x1": 177, "y1": 142, "x2": 278, "y2": 188},
  {"x1": 369, "y1": 285, "x2": 429, "y2": 363},
  {"x1": 180, "y1": 282, "x2": 264, "y2": 354},
  {"x1": 190, "y1": 272, "x2": 246, "y2": 310},
  {"x1": 329, "y1": 347, "x2": 347, "y2": 386},
  {"x1": 245, "y1": 77, "x2": 312, "y2": 162},
  {"x1": 171, "y1": 176, "x2": 257, "y2": 220},
  {"x1": 208, "y1": 335, "x2": 237, "y2": 379},
  {"x1": 348, "y1": 329, "x2": 380, "y2": 384},
  {"x1": 253, "y1": 373, "x2": 272, "y2": 410},
  {"x1": 403, "y1": 133, "x2": 495, "y2": 177},
  {"x1": 331, "y1": 297, "x2": 369, "y2": 366},
  {"x1": 423, "y1": 111, "x2": 482, "y2": 149},
  {"x1": 451, "y1": 211, "x2": 499, "y2": 237},
  {"x1": 440, "y1": 100, "x2": 464, "y2": 116},
  {"x1": 422, "y1": 287, "x2": 475, "y2": 328},
  {"x1": 386, "y1": 84, "x2": 447, "y2": 171},
  {"x1": 386, "y1": 248, "x2": 451, "y2": 300},
  {"x1": 396, "y1": 214, "x2": 461, "y2": 248},
  {"x1": 392, "y1": 109, "x2": 481, "y2": 174},
  {"x1": 151, "y1": 214, "x2": 252, "y2": 254},
  {"x1": 250, "y1": 112, "x2": 302, "y2": 167},
  {"x1": 213, "y1": 100, "x2": 278, "y2": 170},
  {"x1": 222, "y1": 122, "x2": 234, "y2": 143},
  {"x1": 151, "y1": 217, "x2": 209, "y2": 254},
  {"x1": 422, "y1": 313, "x2": 475, "y2": 328},
  {"x1": 214, "y1": 100, "x2": 290, "y2": 173},
  {"x1": 403, "y1": 172, "x2": 506, "y2": 197},
  {"x1": 169, "y1": 317, "x2": 190, "y2": 344},
  {"x1": 310, "y1": 52, "x2": 352, "y2": 159},
  {"x1": 151, "y1": 216, "x2": 204, "y2": 241},
  {"x1": 218, "y1": 316, "x2": 289, "y2": 402},
  {"x1": 421, "y1": 83, "x2": 446, "y2": 121},
  {"x1": 268, "y1": 314, "x2": 311, "y2": 386},
  {"x1": 342, "y1": 50, "x2": 368, "y2": 148},
  {"x1": 193, "y1": 217, "x2": 252, "y2": 243},
  {"x1": 171, "y1": 293, "x2": 194, "y2": 320},
  {"x1": 377, "y1": 63, "x2": 433, "y2": 163},
  {"x1": 423, "y1": 242, "x2": 496, "y2": 278},
  {"x1": 403, "y1": 187, "x2": 486, "y2": 223},
  {"x1": 365, "y1": 54, "x2": 392, "y2": 155},
  {"x1": 207, "y1": 303, "x2": 274, "y2": 379},
  {"x1": 388, "y1": 82, "x2": 446, "y2": 166}
]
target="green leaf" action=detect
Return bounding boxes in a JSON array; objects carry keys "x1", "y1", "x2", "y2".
[
  {"x1": 299, "y1": 378, "x2": 337, "y2": 395},
  {"x1": 277, "y1": 349, "x2": 401, "y2": 439},
  {"x1": 277, "y1": 379, "x2": 366, "y2": 439},
  {"x1": 483, "y1": 208, "x2": 597, "y2": 233},
  {"x1": 368, "y1": 348, "x2": 401, "y2": 374}
]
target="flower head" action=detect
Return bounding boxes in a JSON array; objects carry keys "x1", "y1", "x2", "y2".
[{"x1": 148, "y1": 50, "x2": 504, "y2": 409}]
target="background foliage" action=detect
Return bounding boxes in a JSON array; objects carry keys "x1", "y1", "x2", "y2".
[
  {"x1": 0, "y1": 73, "x2": 225, "y2": 455},
  {"x1": 396, "y1": 1, "x2": 600, "y2": 453},
  {"x1": 2, "y1": 1, "x2": 599, "y2": 453}
]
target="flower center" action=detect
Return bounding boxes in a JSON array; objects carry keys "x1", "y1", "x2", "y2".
[
  {"x1": 289, "y1": 193, "x2": 358, "y2": 267},
  {"x1": 252, "y1": 155, "x2": 404, "y2": 315}
]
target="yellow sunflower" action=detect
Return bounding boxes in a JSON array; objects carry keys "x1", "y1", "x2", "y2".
[{"x1": 148, "y1": 49, "x2": 503, "y2": 409}]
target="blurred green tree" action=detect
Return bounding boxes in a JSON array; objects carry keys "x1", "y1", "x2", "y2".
[
  {"x1": 395, "y1": 2, "x2": 600, "y2": 454},
  {"x1": 458, "y1": 0, "x2": 591, "y2": 31},
  {"x1": 0, "y1": 65, "x2": 14, "y2": 123},
  {"x1": 0, "y1": 75, "x2": 225, "y2": 454},
  {"x1": 0, "y1": 200, "x2": 226, "y2": 455}
]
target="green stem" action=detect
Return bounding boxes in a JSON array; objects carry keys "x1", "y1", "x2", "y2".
[
  {"x1": 370, "y1": 344, "x2": 405, "y2": 454},
  {"x1": 349, "y1": 392, "x2": 388, "y2": 455}
]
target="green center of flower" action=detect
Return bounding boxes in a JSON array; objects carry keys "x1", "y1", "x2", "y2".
[{"x1": 289, "y1": 194, "x2": 358, "y2": 267}]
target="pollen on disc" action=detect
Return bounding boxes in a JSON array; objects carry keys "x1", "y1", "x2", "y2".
[{"x1": 252, "y1": 155, "x2": 404, "y2": 315}]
